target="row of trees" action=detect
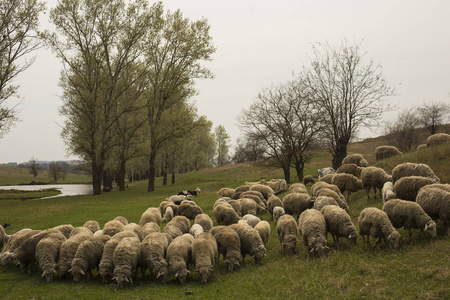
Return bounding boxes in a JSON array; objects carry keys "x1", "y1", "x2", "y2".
[{"x1": 237, "y1": 40, "x2": 394, "y2": 183}]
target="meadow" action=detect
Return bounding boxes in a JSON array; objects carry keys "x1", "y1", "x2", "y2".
[{"x1": 0, "y1": 140, "x2": 449, "y2": 299}]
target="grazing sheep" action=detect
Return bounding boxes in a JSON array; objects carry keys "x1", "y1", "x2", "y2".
[
  {"x1": 0, "y1": 225, "x2": 7, "y2": 250},
  {"x1": 249, "y1": 184, "x2": 274, "y2": 200},
  {"x1": 70, "y1": 227, "x2": 93, "y2": 237},
  {"x1": 242, "y1": 214, "x2": 261, "y2": 228},
  {"x1": 298, "y1": 209, "x2": 329, "y2": 259},
  {"x1": 142, "y1": 222, "x2": 160, "y2": 236},
  {"x1": 162, "y1": 206, "x2": 174, "y2": 223},
  {"x1": 113, "y1": 236, "x2": 141, "y2": 288},
  {"x1": 394, "y1": 176, "x2": 437, "y2": 201},
  {"x1": 141, "y1": 232, "x2": 169, "y2": 283},
  {"x1": 167, "y1": 195, "x2": 192, "y2": 205},
  {"x1": 35, "y1": 231, "x2": 66, "y2": 282},
  {"x1": 177, "y1": 203, "x2": 203, "y2": 220},
  {"x1": 0, "y1": 229, "x2": 39, "y2": 271},
  {"x1": 423, "y1": 183, "x2": 450, "y2": 193},
  {"x1": 211, "y1": 226, "x2": 241, "y2": 272},
  {"x1": 360, "y1": 166, "x2": 393, "y2": 201},
  {"x1": 103, "y1": 220, "x2": 125, "y2": 237},
  {"x1": 159, "y1": 201, "x2": 178, "y2": 217},
  {"x1": 342, "y1": 154, "x2": 369, "y2": 167},
  {"x1": 264, "y1": 180, "x2": 280, "y2": 192},
  {"x1": 226, "y1": 199, "x2": 242, "y2": 216},
  {"x1": 336, "y1": 163, "x2": 363, "y2": 178},
  {"x1": 416, "y1": 186, "x2": 450, "y2": 236},
  {"x1": 303, "y1": 175, "x2": 315, "y2": 186},
  {"x1": 321, "y1": 206, "x2": 358, "y2": 247},
  {"x1": 276, "y1": 214, "x2": 298, "y2": 254},
  {"x1": 140, "y1": 207, "x2": 162, "y2": 226},
  {"x1": 189, "y1": 224, "x2": 204, "y2": 237},
  {"x1": 427, "y1": 132, "x2": 450, "y2": 147},
  {"x1": 357, "y1": 207, "x2": 401, "y2": 249},
  {"x1": 311, "y1": 181, "x2": 344, "y2": 200},
  {"x1": 180, "y1": 199, "x2": 197, "y2": 206},
  {"x1": 382, "y1": 199, "x2": 437, "y2": 241},
  {"x1": 218, "y1": 188, "x2": 235, "y2": 198},
  {"x1": 375, "y1": 145, "x2": 402, "y2": 161},
  {"x1": 267, "y1": 195, "x2": 282, "y2": 218},
  {"x1": 51, "y1": 224, "x2": 74, "y2": 239},
  {"x1": 391, "y1": 162, "x2": 440, "y2": 183},
  {"x1": 192, "y1": 232, "x2": 217, "y2": 283},
  {"x1": 57, "y1": 233, "x2": 92, "y2": 278},
  {"x1": 319, "y1": 174, "x2": 335, "y2": 184},
  {"x1": 234, "y1": 185, "x2": 251, "y2": 194},
  {"x1": 331, "y1": 173, "x2": 363, "y2": 201},
  {"x1": 167, "y1": 234, "x2": 194, "y2": 284},
  {"x1": 166, "y1": 216, "x2": 190, "y2": 234},
  {"x1": 282, "y1": 193, "x2": 313, "y2": 216},
  {"x1": 254, "y1": 221, "x2": 270, "y2": 247},
  {"x1": 382, "y1": 182, "x2": 396, "y2": 203},
  {"x1": 213, "y1": 203, "x2": 241, "y2": 226},
  {"x1": 273, "y1": 206, "x2": 285, "y2": 225},
  {"x1": 317, "y1": 167, "x2": 336, "y2": 179},
  {"x1": 162, "y1": 224, "x2": 183, "y2": 243},
  {"x1": 240, "y1": 198, "x2": 258, "y2": 216},
  {"x1": 315, "y1": 188, "x2": 349, "y2": 213},
  {"x1": 121, "y1": 223, "x2": 145, "y2": 241},
  {"x1": 289, "y1": 183, "x2": 308, "y2": 194},
  {"x1": 194, "y1": 214, "x2": 214, "y2": 233},
  {"x1": 229, "y1": 223, "x2": 266, "y2": 265},
  {"x1": 83, "y1": 220, "x2": 100, "y2": 234},
  {"x1": 98, "y1": 231, "x2": 138, "y2": 283},
  {"x1": 70, "y1": 235, "x2": 111, "y2": 282},
  {"x1": 313, "y1": 196, "x2": 338, "y2": 211},
  {"x1": 113, "y1": 216, "x2": 129, "y2": 225},
  {"x1": 240, "y1": 191, "x2": 267, "y2": 207},
  {"x1": 416, "y1": 144, "x2": 427, "y2": 150}
]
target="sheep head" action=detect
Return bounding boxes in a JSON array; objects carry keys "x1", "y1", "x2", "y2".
[
  {"x1": 175, "y1": 269, "x2": 189, "y2": 284},
  {"x1": 283, "y1": 234, "x2": 298, "y2": 253},
  {"x1": 388, "y1": 231, "x2": 402, "y2": 249},
  {"x1": 69, "y1": 266, "x2": 85, "y2": 282},
  {"x1": 197, "y1": 266, "x2": 213, "y2": 284},
  {"x1": 225, "y1": 257, "x2": 240, "y2": 272},
  {"x1": 42, "y1": 268, "x2": 56, "y2": 282},
  {"x1": 424, "y1": 221, "x2": 437, "y2": 238}
]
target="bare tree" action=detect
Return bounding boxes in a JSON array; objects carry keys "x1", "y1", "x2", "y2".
[
  {"x1": 302, "y1": 40, "x2": 395, "y2": 169},
  {"x1": 0, "y1": 0, "x2": 45, "y2": 137},
  {"x1": 416, "y1": 101, "x2": 450, "y2": 135},
  {"x1": 48, "y1": 161, "x2": 67, "y2": 183},
  {"x1": 384, "y1": 108, "x2": 420, "y2": 153},
  {"x1": 28, "y1": 157, "x2": 39, "y2": 177}
]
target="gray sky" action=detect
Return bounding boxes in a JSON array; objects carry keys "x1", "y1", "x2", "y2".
[{"x1": 1, "y1": 0, "x2": 449, "y2": 163}]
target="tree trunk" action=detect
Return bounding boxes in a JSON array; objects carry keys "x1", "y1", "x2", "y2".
[
  {"x1": 171, "y1": 153, "x2": 176, "y2": 184},
  {"x1": 118, "y1": 161, "x2": 126, "y2": 191},
  {"x1": 294, "y1": 162, "x2": 304, "y2": 183},
  {"x1": 282, "y1": 166, "x2": 291, "y2": 184},
  {"x1": 332, "y1": 140, "x2": 348, "y2": 170},
  {"x1": 92, "y1": 163, "x2": 103, "y2": 195},
  {"x1": 147, "y1": 154, "x2": 156, "y2": 192}
]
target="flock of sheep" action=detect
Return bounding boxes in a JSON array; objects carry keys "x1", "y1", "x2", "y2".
[{"x1": 0, "y1": 133, "x2": 448, "y2": 288}]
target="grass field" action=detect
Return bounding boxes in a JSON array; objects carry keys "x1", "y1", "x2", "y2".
[{"x1": 0, "y1": 140, "x2": 449, "y2": 299}]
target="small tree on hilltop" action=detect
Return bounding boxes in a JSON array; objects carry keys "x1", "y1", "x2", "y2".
[
  {"x1": 384, "y1": 108, "x2": 420, "y2": 153},
  {"x1": 416, "y1": 101, "x2": 450, "y2": 135}
]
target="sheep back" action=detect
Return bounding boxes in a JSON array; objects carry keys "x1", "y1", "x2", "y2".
[
  {"x1": 394, "y1": 176, "x2": 437, "y2": 201},
  {"x1": 192, "y1": 232, "x2": 217, "y2": 283},
  {"x1": 276, "y1": 214, "x2": 298, "y2": 254},
  {"x1": 282, "y1": 193, "x2": 313, "y2": 216}
]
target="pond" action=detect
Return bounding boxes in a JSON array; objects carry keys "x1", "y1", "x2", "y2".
[{"x1": 0, "y1": 184, "x2": 92, "y2": 199}]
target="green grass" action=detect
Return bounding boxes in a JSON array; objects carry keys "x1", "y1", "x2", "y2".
[
  {"x1": 0, "y1": 143, "x2": 449, "y2": 299},
  {"x1": 0, "y1": 166, "x2": 91, "y2": 186},
  {"x1": 0, "y1": 189, "x2": 61, "y2": 200}
]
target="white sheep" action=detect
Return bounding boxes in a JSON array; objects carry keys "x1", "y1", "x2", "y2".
[
  {"x1": 267, "y1": 195, "x2": 282, "y2": 219},
  {"x1": 416, "y1": 186, "x2": 450, "y2": 237},
  {"x1": 113, "y1": 236, "x2": 141, "y2": 288},
  {"x1": 393, "y1": 176, "x2": 437, "y2": 201},
  {"x1": 341, "y1": 154, "x2": 369, "y2": 167},
  {"x1": 140, "y1": 207, "x2": 162, "y2": 226},
  {"x1": 320, "y1": 205, "x2": 358, "y2": 247},
  {"x1": 83, "y1": 220, "x2": 100, "y2": 234},
  {"x1": 314, "y1": 188, "x2": 349, "y2": 213},
  {"x1": 336, "y1": 163, "x2": 363, "y2": 178},
  {"x1": 313, "y1": 196, "x2": 339, "y2": 211},
  {"x1": 282, "y1": 192, "x2": 313, "y2": 216},
  {"x1": 298, "y1": 209, "x2": 329, "y2": 260},
  {"x1": 276, "y1": 214, "x2": 298, "y2": 254},
  {"x1": 331, "y1": 173, "x2": 363, "y2": 202},
  {"x1": 162, "y1": 206, "x2": 174, "y2": 223},
  {"x1": 103, "y1": 220, "x2": 125, "y2": 237},
  {"x1": 35, "y1": 231, "x2": 66, "y2": 282},
  {"x1": 217, "y1": 188, "x2": 235, "y2": 198},
  {"x1": 357, "y1": 207, "x2": 401, "y2": 249},
  {"x1": 229, "y1": 223, "x2": 266, "y2": 265},
  {"x1": 317, "y1": 167, "x2": 336, "y2": 179},
  {"x1": 254, "y1": 221, "x2": 270, "y2": 247},
  {"x1": 166, "y1": 233, "x2": 195, "y2": 284},
  {"x1": 57, "y1": 232, "x2": 92, "y2": 278},
  {"x1": 391, "y1": 162, "x2": 440, "y2": 183},
  {"x1": 213, "y1": 203, "x2": 241, "y2": 226},
  {"x1": 194, "y1": 214, "x2": 214, "y2": 233},
  {"x1": 242, "y1": 214, "x2": 261, "y2": 228},
  {"x1": 142, "y1": 222, "x2": 160, "y2": 236},
  {"x1": 375, "y1": 145, "x2": 402, "y2": 161},
  {"x1": 249, "y1": 184, "x2": 274, "y2": 200},
  {"x1": 189, "y1": 224, "x2": 204, "y2": 237},
  {"x1": 192, "y1": 232, "x2": 217, "y2": 284},
  {"x1": 382, "y1": 182, "x2": 396, "y2": 203},
  {"x1": 141, "y1": 232, "x2": 169, "y2": 283},
  {"x1": 210, "y1": 226, "x2": 241, "y2": 272},
  {"x1": 273, "y1": 206, "x2": 285, "y2": 225},
  {"x1": 360, "y1": 166, "x2": 392, "y2": 201}
]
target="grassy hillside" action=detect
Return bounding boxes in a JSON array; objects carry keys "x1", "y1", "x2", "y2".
[
  {"x1": 0, "y1": 166, "x2": 91, "y2": 186},
  {"x1": 0, "y1": 141, "x2": 449, "y2": 299}
]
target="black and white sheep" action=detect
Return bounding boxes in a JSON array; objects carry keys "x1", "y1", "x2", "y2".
[
  {"x1": 166, "y1": 233, "x2": 194, "y2": 284},
  {"x1": 113, "y1": 236, "x2": 141, "y2": 288},
  {"x1": 210, "y1": 226, "x2": 241, "y2": 272},
  {"x1": 320, "y1": 205, "x2": 358, "y2": 247},
  {"x1": 141, "y1": 232, "x2": 169, "y2": 283},
  {"x1": 394, "y1": 176, "x2": 437, "y2": 201},
  {"x1": 282, "y1": 192, "x2": 313, "y2": 216},
  {"x1": 341, "y1": 154, "x2": 369, "y2": 167},
  {"x1": 391, "y1": 162, "x2": 440, "y2": 183},
  {"x1": 192, "y1": 232, "x2": 217, "y2": 284},
  {"x1": 298, "y1": 209, "x2": 329, "y2": 259},
  {"x1": 357, "y1": 207, "x2": 401, "y2": 249},
  {"x1": 276, "y1": 214, "x2": 298, "y2": 254},
  {"x1": 416, "y1": 185, "x2": 450, "y2": 237},
  {"x1": 331, "y1": 173, "x2": 363, "y2": 202},
  {"x1": 360, "y1": 166, "x2": 393, "y2": 201},
  {"x1": 382, "y1": 199, "x2": 437, "y2": 241},
  {"x1": 375, "y1": 145, "x2": 402, "y2": 161}
]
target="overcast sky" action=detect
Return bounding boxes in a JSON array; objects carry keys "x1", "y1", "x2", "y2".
[{"x1": 1, "y1": 0, "x2": 449, "y2": 164}]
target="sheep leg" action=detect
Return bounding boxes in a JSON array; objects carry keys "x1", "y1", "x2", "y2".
[
  {"x1": 408, "y1": 229, "x2": 413, "y2": 242},
  {"x1": 365, "y1": 188, "x2": 370, "y2": 201}
]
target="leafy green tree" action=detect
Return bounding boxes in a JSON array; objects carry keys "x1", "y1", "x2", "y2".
[
  {"x1": 48, "y1": 161, "x2": 67, "y2": 183},
  {"x1": 28, "y1": 157, "x2": 39, "y2": 177},
  {"x1": 214, "y1": 125, "x2": 231, "y2": 167}
]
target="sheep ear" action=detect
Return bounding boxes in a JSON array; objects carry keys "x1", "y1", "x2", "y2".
[{"x1": 424, "y1": 224, "x2": 428, "y2": 231}]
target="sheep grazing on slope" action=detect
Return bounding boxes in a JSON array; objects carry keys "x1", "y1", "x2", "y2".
[
  {"x1": 417, "y1": 144, "x2": 427, "y2": 150},
  {"x1": 427, "y1": 132, "x2": 450, "y2": 147},
  {"x1": 416, "y1": 186, "x2": 450, "y2": 237},
  {"x1": 229, "y1": 223, "x2": 266, "y2": 265},
  {"x1": 194, "y1": 214, "x2": 214, "y2": 233},
  {"x1": 315, "y1": 188, "x2": 349, "y2": 213},
  {"x1": 342, "y1": 154, "x2": 369, "y2": 167},
  {"x1": 331, "y1": 173, "x2": 363, "y2": 202},
  {"x1": 177, "y1": 203, "x2": 203, "y2": 220},
  {"x1": 51, "y1": 224, "x2": 74, "y2": 239},
  {"x1": 166, "y1": 216, "x2": 190, "y2": 234},
  {"x1": 70, "y1": 235, "x2": 111, "y2": 282},
  {"x1": 189, "y1": 224, "x2": 204, "y2": 237},
  {"x1": 336, "y1": 163, "x2": 363, "y2": 178},
  {"x1": 282, "y1": 193, "x2": 314, "y2": 217},
  {"x1": 249, "y1": 184, "x2": 275, "y2": 200},
  {"x1": 318, "y1": 174, "x2": 334, "y2": 184},
  {"x1": 167, "y1": 234, "x2": 194, "y2": 284},
  {"x1": 0, "y1": 229, "x2": 39, "y2": 271},
  {"x1": 35, "y1": 231, "x2": 66, "y2": 282},
  {"x1": 159, "y1": 201, "x2": 178, "y2": 217},
  {"x1": 375, "y1": 145, "x2": 402, "y2": 161},
  {"x1": 313, "y1": 196, "x2": 339, "y2": 211},
  {"x1": 382, "y1": 199, "x2": 437, "y2": 241},
  {"x1": 391, "y1": 162, "x2": 440, "y2": 183},
  {"x1": 394, "y1": 176, "x2": 437, "y2": 201},
  {"x1": 211, "y1": 226, "x2": 241, "y2": 272},
  {"x1": 276, "y1": 214, "x2": 298, "y2": 254},
  {"x1": 254, "y1": 221, "x2": 270, "y2": 247},
  {"x1": 113, "y1": 236, "x2": 141, "y2": 288},
  {"x1": 234, "y1": 185, "x2": 251, "y2": 194},
  {"x1": 113, "y1": 216, "x2": 129, "y2": 226},
  {"x1": 303, "y1": 175, "x2": 315, "y2": 186},
  {"x1": 213, "y1": 202, "x2": 241, "y2": 226},
  {"x1": 264, "y1": 180, "x2": 280, "y2": 192},
  {"x1": 382, "y1": 182, "x2": 396, "y2": 203},
  {"x1": 141, "y1": 232, "x2": 169, "y2": 283},
  {"x1": 83, "y1": 220, "x2": 100, "y2": 234},
  {"x1": 357, "y1": 207, "x2": 401, "y2": 249},
  {"x1": 57, "y1": 232, "x2": 92, "y2": 278},
  {"x1": 162, "y1": 206, "x2": 174, "y2": 223},
  {"x1": 192, "y1": 232, "x2": 217, "y2": 283},
  {"x1": 142, "y1": 222, "x2": 161, "y2": 236},
  {"x1": 289, "y1": 183, "x2": 308, "y2": 194},
  {"x1": 311, "y1": 181, "x2": 344, "y2": 200},
  {"x1": 298, "y1": 209, "x2": 329, "y2": 260},
  {"x1": 360, "y1": 166, "x2": 393, "y2": 201},
  {"x1": 240, "y1": 191, "x2": 267, "y2": 207},
  {"x1": 273, "y1": 206, "x2": 285, "y2": 225},
  {"x1": 218, "y1": 187, "x2": 235, "y2": 198},
  {"x1": 240, "y1": 198, "x2": 263, "y2": 216},
  {"x1": 317, "y1": 167, "x2": 336, "y2": 179},
  {"x1": 242, "y1": 214, "x2": 261, "y2": 228},
  {"x1": 226, "y1": 199, "x2": 242, "y2": 216},
  {"x1": 162, "y1": 224, "x2": 183, "y2": 244},
  {"x1": 320, "y1": 205, "x2": 358, "y2": 247},
  {"x1": 267, "y1": 195, "x2": 282, "y2": 219},
  {"x1": 103, "y1": 220, "x2": 125, "y2": 237},
  {"x1": 140, "y1": 207, "x2": 162, "y2": 227}
]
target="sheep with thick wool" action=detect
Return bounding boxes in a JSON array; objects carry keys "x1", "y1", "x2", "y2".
[
  {"x1": 242, "y1": 214, "x2": 261, "y2": 228},
  {"x1": 375, "y1": 145, "x2": 402, "y2": 161},
  {"x1": 226, "y1": 199, "x2": 242, "y2": 216},
  {"x1": 240, "y1": 191, "x2": 267, "y2": 207},
  {"x1": 218, "y1": 187, "x2": 235, "y2": 198},
  {"x1": 177, "y1": 203, "x2": 203, "y2": 220},
  {"x1": 336, "y1": 163, "x2": 363, "y2": 178},
  {"x1": 0, "y1": 225, "x2": 7, "y2": 250},
  {"x1": 140, "y1": 207, "x2": 162, "y2": 227},
  {"x1": 416, "y1": 185, "x2": 450, "y2": 237},
  {"x1": 311, "y1": 181, "x2": 344, "y2": 200},
  {"x1": 267, "y1": 195, "x2": 282, "y2": 218},
  {"x1": 167, "y1": 233, "x2": 194, "y2": 284},
  {"x1": 142, "y1": 222, "x2": 160, "y2": 236},
  {"x1": 240, "y1": 198, "x2": 258, "y2": 216},
  {"x1": 213, "y1": 203, "x2": 241, "y2": 226},
  {"x1": 51, "y1": 224, "x2": 74, "y2": 239},
  {"x1": 35, "y1": 231, "x2": 66, "y2": 282},
  {"x1": 210, "y1": 226, "x2": 241, "y2": 272},
  {"x1": 331, "y1": 173, "x2": 363, "y2": 201},
  {"x1": 313, "y1": 196, "x2": 339, "y2": 211},
  {"x1": 141, "y1": 232, "x2": 169, "y2": 283},
  {"x1": 254, "y1": 221, "x2": 270, "y2": 247},
  {"x1": 303, "y1": 175, "x2": 315, "y2": 186},
  {"x1": 318, "y1": 174, "x2": 335, "y2": 184},
  {"x1": 113, "y1": 236, "x2": 141, "y2": 288},
  {"x1": 162, "y1": 224, "x2": 183, "y2": 243},
  {"x1": 0, "y1": 229, "x2": 39, "y2": 271},
  {"x1": 189, "y1": 224, "x2": 204, "y2": 237},
  {"x1": 360, "y1": 166, "x2": 393, "y2": 201},
  {"x1": 315, "y1": 188, "x2": 349, "y2": 212},
  {"x1": 321, "y1": 205, "x2": 358, "y2": 247},
  {"x1": 273, "y1": 206, "x2": 285, "y2": 225},
  {"x1": 57, "y1": 232, "x2": 92, "y2": 278},
  {"x1": 289, "y1": 183, "x2": 308, "y2": 194},
  {"x1": 264, "y1": 180, "x2": 280, "y2": 191},
  {"x1": 382, "y1": 199, "x2": 437, "y2": 241},
  {"x1": 113, "y1": 216, "x2": 129, "y2": 225},
  {"x1": 194, "y1": 214, "x2": 214, "y2": 233},
  {"x1": 103, "y1": 220, "x2": 125, "y2": 237},
  {"x1": 159, "y1": 201, "x2": 178, "y2": 217},
  {"x1": 391, "y1": 162, "x2": 440, "y2": 183},
  {"x1": 249, "y1": 184, "x2": 274, "y2": 200},
  {"x1": 83, "y1": 220, "x2": 100, "y2": 234},
  {"x1": 382, "y1": 182, "x2": 396, "y2": 203},
  {"x1": 70, "y1": 227, "x2": 93, "y2": 237},
  {"x1": 318, "y1": 167, "x2": 336, "y2": 179},
  {"x1": 162, "y1": 206, "x2": 174, "y2": 223},
  {"x1": 229, "y1": 223, "x2": 266, "y2": 265},
  {"x1": 427, "y1": 132, "x2": 450, "y2": 147},
  {"x1": 192, "y1": 232, "x2": 217, "y2": 284},
  {"x1": 282, "y1": 192, "x2": 313, "y2": 216},
  {"x1": 276, "y1": 214, "x2": 298, "y2": 254},
  {"x1": 342, "y1": 154, "x2": 369, "y2": 167},
  {"x1": 357, "y1": 207, "x2": 401, "y2": 249},
  {"x1": 166, "y1": 216, "x2": 190, "y2": 234},
  {"x1": 298, "y1": 209, "x2": 329, "y2": 259},
  {"x1": 394, "y1": 176, "x2": 437, "y2": 201},
  {"x1": 121, "y1": 223, "x2": 145, "y2": 241}
]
